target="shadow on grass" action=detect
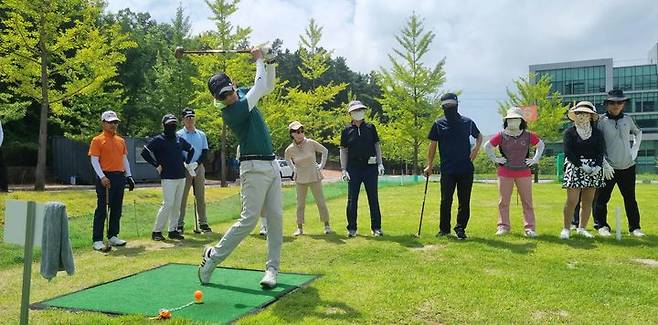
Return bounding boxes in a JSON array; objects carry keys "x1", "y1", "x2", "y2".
[
  {"x1": 363, "y1": 234, "x2": 424, "y2": 249},
  {"x1": 469, "y1": 237, "x2": 537, "y2": 254},
  {"x1": 270, "y1": 286, "x2": 361, "y2": 323},
  {"x1": 535, "y1": 235, "x2": 597, "y2": 249},
  {"x1": 307, "y1": 233, "x2": 347, "y2": 245}
]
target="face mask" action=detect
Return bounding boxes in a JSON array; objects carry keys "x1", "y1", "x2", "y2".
[
  {"x1": 214, "y1": 99, "x2": 226, "y2": 110},
  {"x1": 506, "y1": 118, "x2": 521, "y2": 131},
  {"x1": 350, "y1": 110, "x2": 365, "y2": 121},
  {"x1": 443, "y1": 105, "x2": 458, "y2": 120},
  {"x1": 573, "y1": 114, "x2": 590, "y2": 127},
  {"x1": 163, "y1": 124, "x2": 177, "y2": 138}
]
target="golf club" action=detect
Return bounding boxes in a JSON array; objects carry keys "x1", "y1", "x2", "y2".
[
  {"x1": 174, "y1": 42, "x2": 272, "y2": 59},
  {"x1": 192, "y1": 176, "x2": 201, "y2": 234},
  {"x1": 102, "y1": 187, "x2": 112, "y2": 252},
  {"x1": 415, "y1": 175, "x2": 430, "y2": 237}
]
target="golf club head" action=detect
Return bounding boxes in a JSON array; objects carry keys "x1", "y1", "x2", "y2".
[
  {"x1": 193, "y1": 229, "x2": 202, "y2": 234},
  {"x1": 413, "y1": 233, "x2": 421, "y2": 238},
  {"x1": 101, "y1": 245, "x2": 112, "y2": 253}
]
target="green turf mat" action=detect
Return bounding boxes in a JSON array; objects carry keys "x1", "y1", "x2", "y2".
[{"x1": 32, "y1": 263, "x2": 318, "y2": 324}]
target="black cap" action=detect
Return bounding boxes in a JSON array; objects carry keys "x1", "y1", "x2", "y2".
[
  {"x1": 181, "y1": 108, "x2": 195, "y2": 118},
  {"x1": 207, "y1": 73, "x2": 234, "y2": 99},
  {"x1": 162, "y1": 114, "x2": 178, "y2": 125},
  {"x1": 440, "y1": 93, "x2": 458, "y2": 107},
  {"x1": 604, "y1": 89, "x2": 629, "y2": 103}
]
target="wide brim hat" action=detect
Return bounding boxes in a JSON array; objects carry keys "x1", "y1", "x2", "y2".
[
  {"x1": 347, "y1": 100, "x2": 367, "y2": 113},
  {"x1": 568, "y1": 101, "x2": 598, "y2": 122},
  {"x1": 503, "y1": 107, "x2": 525, "y2": 121}
]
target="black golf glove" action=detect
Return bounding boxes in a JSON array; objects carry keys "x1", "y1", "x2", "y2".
[{"x1": 127, "y1": 176, "x2": 135, "y2": 191}]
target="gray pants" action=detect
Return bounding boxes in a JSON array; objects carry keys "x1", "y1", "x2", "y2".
[
  {"x1": 210, "y1": 160, "x2": 282, "y2": 271},
  {"x1": 178, "y1": 163, "x2": 207, "y2": 229},
  {"x1": 153, "y1": 178, "x2": 185, "y2": 232}
]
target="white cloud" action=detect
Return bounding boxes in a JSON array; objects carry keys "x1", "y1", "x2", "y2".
[{"x1": 105, "y1": 0, "x2": 658, "y2": 134}]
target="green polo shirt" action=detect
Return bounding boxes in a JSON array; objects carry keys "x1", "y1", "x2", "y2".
[{"x1": 221, "y1": 87, "x2": 274, "y2": 156}]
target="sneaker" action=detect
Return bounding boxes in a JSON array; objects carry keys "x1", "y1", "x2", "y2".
[
  {"x1": 559, "y1": 228, "x2": 570, "y2": 239},
  {"x1": 347, "y1": 230, "x2": 357, "y2": 237},
  {"x1": 168, "y1": 231, "x2": 185, "y2": 240},
  {"x1": 372, "y1": 229, "x2": 384, "y2": 237},
  {"x1": 259, "y1": 224, "x2": 267, "y2": 237},
  {"x1": 524, "y1": 229, "x2": 537, "y2": 238},
  {"x1": 436, "y1": 231, "x2": 450, "y2": 237},
  {"x1": 495, "y1": 227, "x2": 509, "y2": 236},
  {"x1": 108, "y1": 236, "x2": 127, "y2": 246},
  {"x1": 323, "y1": 225, "x2": 333, "y2": 234},
  {"x1": 292, "y1": 228, "x2": 303, "y2": 236},
  {"x1": 200, "y1": 224, "x2": 213, "y2": 233},
  {"x1": 455, "y1": 228, "x2": 467, "y2": 240},
  {"x1": 177, "y1": 227, "x2": 185, "y2": 234},
  {"x1": 570, "y1": 224, "x2": 577, "y2": 231},
  {"x1": 631, "y1": 229, "x2": 646, "y2": 237},
  {"x1": 198, "y1": 247, "x2": 217, "y2": 285},
  {"x1": 259, "y1": 267, "x2": 278, "y2": 288},
  {"x1": 598, "y1": 227, "x2": 612, "y2": 237},
  {"x1": 576, "y1": 228, "x2": 594, "y2": 238},
  {"x1": 151, "y1": 232, "x2": 165, "y2": 241},
  {"x1": 92, "y1": 241, "x2": 106, "y2": 251}
]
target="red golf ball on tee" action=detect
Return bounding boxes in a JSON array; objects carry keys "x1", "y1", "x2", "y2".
[{"x1": 194, "y1": 290, "x2": 203, "y2": 303}]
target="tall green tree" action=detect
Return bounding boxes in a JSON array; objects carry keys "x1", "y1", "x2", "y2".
[
  {"x1": 0, "y1": 0, "x2": 135, "y2": 190},
  {"x1": 498, "y1": 73, "x2": 568, "y2": 142},
  {"x1": 377, "y1": 13, "x2": 446, "y2": 175}
]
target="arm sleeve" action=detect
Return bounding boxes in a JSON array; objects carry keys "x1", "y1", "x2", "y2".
[
  {"x1": 375, "y1": 142, "x2": 383, "y2": 165},
  {"x1": 90, "y1": 156, "x2": 105, "y2": 179},
  {"x1": 563, "y1": 129, "x2": 581, "y2": 167},
  {"x1": 484, "y1": 141, "x2": 498, "y2": 162},
  {"x1": 198, "y1": 149, "x2": 208, "y2": 164},
  {"x1": 0, "y1": 121, "x2": 4, "y2": 147},
  {"x1": 141, "y1": 142, "x2": 159, "y2": 167},
  {"x1": 340, "y1": 147, "x2": 348, "y2": 170},
  {"x1": 245, "y1": 59, "x2": 273, "y2": 110},
  {"x1": 532, "y1": 140, "x2": 545, "y2": 161},
  {"x1": 123, "y1": 155, "x2": 132, "y2": 177},
  {"x1": 181, "y1": 139, "x2": 194, "y2": 164},
  {"x1": 314, "y1": 140, "x2": 329, "y2": 169}
]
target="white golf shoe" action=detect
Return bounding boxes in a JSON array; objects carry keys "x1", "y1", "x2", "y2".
[
  {"x1": 598, "y1": 227, "x2": 612, "y2": 237},
  {"x1": 109, "y1": 236, "x2": 127, "y2": 246},
  {"x1": 631, "y1": 229, "x2": 646, "y2": 237},
  {"x1": 260, "y1": 267, "x2": 278, "y2": 288},
  {"x1": 92, "y1": 241, "x2": 106, "y2": 251},
  {"x1": 198, "y1": 246, "x2": 218, "y2": 285},
  {"x1": 576, "y1": 228, "x2": 594, "y2": 238},
  {"x1": 559, "y1": 228, "x2": 570, "y2": 240},
  {"x1": 495, "y1": 227, "x2": 509, "y2": 236}
]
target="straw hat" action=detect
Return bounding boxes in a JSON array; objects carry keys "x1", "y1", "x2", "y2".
[{"x1": 568, "y1": 101, "x2": 598, "y2": 122}]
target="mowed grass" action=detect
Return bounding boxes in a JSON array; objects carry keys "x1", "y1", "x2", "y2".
[{"x1": 0, "y1": 181, "x2": 657, "y2": 324}]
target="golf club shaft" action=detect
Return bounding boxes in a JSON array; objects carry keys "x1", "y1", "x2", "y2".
[
  {"x1": 192, "y1": 176, "x2": 200, "y2": 233},
  {"x1": 417, "y1": 175, "x2": 430, "y2": 236},
  {"x1": 105, "y1": 187, "x2": 111, "y2": 251}
]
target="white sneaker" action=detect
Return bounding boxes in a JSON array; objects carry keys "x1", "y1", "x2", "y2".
[
  {"x1": 292, "y1": 228, "x2": 303, "y2": 236},
  {"x1": 92, "y1": 241, "x2": 106, "y2": 251},
  {"x1": 631, "y1": 229, "x2": 646, "y2": 237},
  {"x1": 259, "y1": 224, "x2": 267, "y2": 237},
  {"x1": 598, "y1": 227, "x2": 612, "y2": 237},
  {"x1": 108, "y1": 236, "x2": 127, "y2": 246},
  {"x1": 576, "y1": 228, "x2": 594, "y2": 238},
  {"x1": 260, "y1": 267, "x2": 278, "y2": 288},
  {"x1": 560, "y1": 228, "x2": 570, "y2": 239},
  {"x1": 198, "y1": 247, "x2": 218, "y2": 285},
  {"x1": 524, "y1": 229, "x2": 537, "y2": 238},
  {"x1": 495, "y1": 227, "x2": 509, "y2": 236},
  {"x1": 323, "y1": 225, "x2": 333, "y2": 234}
]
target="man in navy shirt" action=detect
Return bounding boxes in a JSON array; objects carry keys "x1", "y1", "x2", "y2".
[
  {"x1": 423, "y1": 93, "x2": 483, "y2": 240},
  {"x1": 141, "y1": 114, "x2": 195, "y2": 241}
]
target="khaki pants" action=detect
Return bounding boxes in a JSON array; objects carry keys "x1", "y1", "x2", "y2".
[
  {"x1": 153, "y1": 178, "x2": 186, "y2": 232},
  {"x1": 210, "y1": 160, "x2": 282, "y2": 271},
  {"x1": 296, "y1": 181, "x2": 330, "y2": 225},
  {"x1": 178, "y1": 163, "x2": 207, "y2": 229},
  {"x1": 497, "y1": 176, "x2": 535, "y2": 231}
]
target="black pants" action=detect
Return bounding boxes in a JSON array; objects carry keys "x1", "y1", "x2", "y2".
[
  {"x1": 93, "y1": 172, "x2": 126, "y2": 242},
  {"x1": 0, "y1": 148, "x2": 8, "y2": 192},
  {"x1": 346, "y1": 164, "x2": 382, "y2": 231},
  {"x1": 593, "y1": 165, "x2": 641, "y2": 232},
  {"x1": 439, "y1": 172, "x2": 474, "y2": 233}
]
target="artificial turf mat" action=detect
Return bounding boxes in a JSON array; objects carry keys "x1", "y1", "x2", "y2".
[{"x1": 32, "y1": 263, "x2": 318, "y2": 324}]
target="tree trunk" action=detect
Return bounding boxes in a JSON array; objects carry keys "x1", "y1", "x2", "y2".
[
  {"x1": 34, "y1": 27, "x2": 49, "y2": 191},
  {"x1": 220, "y1": 123, "x2": 227, "y2": 187}
]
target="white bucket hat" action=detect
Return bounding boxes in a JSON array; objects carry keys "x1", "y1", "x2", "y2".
[
  {"x1": 568, "y1": 101, "x2": 599, "y2": 122},
  {"x1": 504, "y1": 107, "x2": 525, "y2": 121}
]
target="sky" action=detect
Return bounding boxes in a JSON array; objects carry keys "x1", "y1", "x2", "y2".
[{"x1": 106, "y1": 0, "x2": 658, "y2": 135}]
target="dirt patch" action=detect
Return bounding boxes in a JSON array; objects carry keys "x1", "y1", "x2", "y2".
[
  {"x1": 631, "y1": 258, "x2": 658, "y2": 268},
  {"x1": 410, "y1": 244, "x2": 445, "y2": 252}
]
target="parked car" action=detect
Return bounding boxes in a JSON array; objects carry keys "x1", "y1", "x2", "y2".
[{"x1": 276, "y1": 159, "x2": 294, "y2": 179}]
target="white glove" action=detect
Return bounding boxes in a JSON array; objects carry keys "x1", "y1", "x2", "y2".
[
  {"x1": 317, "y1": 163, "x2": 322, "y2": 170},
  {"x1": 580, "y1": 165, "x2": 593, "y2": 174},
  {"x1": 378, "y1": 164, "x2": 385, "y2": 176},
  {"x1": 184, "y1": 163, "x2": 197, "y2": 177},
  {"x1": 602, "y1": 160, "x2": 615, "y2": 180},
  {"x1": 525, "y1": 158, "x2": 539, "y2": 167},
  {"x1": 341, "y1": 170, "x2": 350, "y2": 181},
  {"x1": 591, "y1": 166, "x2": 601, "y2": 174},
  {"x1": 494, "y1": 157, "x2": 507, "y2": 165}
]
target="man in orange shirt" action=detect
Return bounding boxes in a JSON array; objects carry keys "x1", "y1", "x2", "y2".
[{"x1": 88, "y1": 111, "x2": 135, "y2": 251}]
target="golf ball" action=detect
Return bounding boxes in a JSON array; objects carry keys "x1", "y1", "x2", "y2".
[{"x1": 194, "y1": 290, "x2": 203, "y2": 303}]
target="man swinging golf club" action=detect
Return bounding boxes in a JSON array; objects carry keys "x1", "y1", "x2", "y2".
[
  {"x1": 199, "y1": 47, "x2": 280, "y2": 288},
  {"x1": 88, "y1": 111, "x2": 135, "y2": 252}
]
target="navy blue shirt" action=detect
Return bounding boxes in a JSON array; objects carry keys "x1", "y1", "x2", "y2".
[
  {"x1": 141, "y1": 135, "x2": 193, "y2": 179},
  {"x1": 340, "y1": 122, "x2": 380, "y2": 166},
  {"x1": 428, "y1": 114, "x2": 480, "y2": 174}
]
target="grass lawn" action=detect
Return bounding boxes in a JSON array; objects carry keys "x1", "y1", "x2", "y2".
[{"x1": 1, "y1": 181, "x2": 657, "y2": 324}]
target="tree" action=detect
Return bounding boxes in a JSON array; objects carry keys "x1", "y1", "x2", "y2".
[
  {"x1": 497, "y1": 73, "x2": 568, "y2": 142},
  {"x1": 0, "y1": 0, "x2": 135, "y2": 190},
  {"x1": 377, "y1": 13, "x2": 446, "y2": 175}
]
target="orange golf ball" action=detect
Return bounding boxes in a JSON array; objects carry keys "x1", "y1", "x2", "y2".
[{"x1": 194, "y1": 290, "x2": 203, "y2": 303}]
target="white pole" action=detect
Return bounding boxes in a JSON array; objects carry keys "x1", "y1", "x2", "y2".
[
  {"x1": 615, "y1": 207, "x2": 621, "y2": 240},
  {"x1": 20, "y1": 201, "x2": 36, "y2": 325}
]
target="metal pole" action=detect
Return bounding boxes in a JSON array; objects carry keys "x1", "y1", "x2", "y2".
[{"x1": 20, "y1": 201, "x2": 36, "y2": 325}]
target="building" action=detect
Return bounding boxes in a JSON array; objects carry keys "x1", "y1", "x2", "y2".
[{"x1": 529, "y1": 42, "x2": 658, "y2": 173}]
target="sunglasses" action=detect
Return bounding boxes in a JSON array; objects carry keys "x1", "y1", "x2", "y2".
[
  {"x1": 291, "y1": 129, "x2": 304, "y2": 134},
  {"x1": 218, "y1": 90, "x2": 235, "y2": 101}
]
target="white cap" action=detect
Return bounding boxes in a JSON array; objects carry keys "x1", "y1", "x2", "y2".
[{"x1": 101, "y1": 111, "x2": 120, "y2": 122}]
